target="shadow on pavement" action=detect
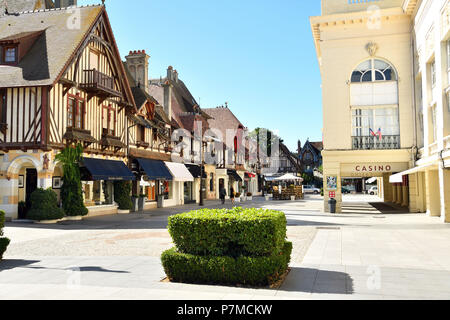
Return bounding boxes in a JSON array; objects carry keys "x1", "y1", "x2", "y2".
[
  {"x1": 0, "y1": 259, "x2": 40, "y2": 272},
  {"x1": 279, "y1": 267, "x2": 354, "y2": 295}
]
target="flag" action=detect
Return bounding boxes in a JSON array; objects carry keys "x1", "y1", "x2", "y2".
[{"x1": 370, "y1": 128, "x2": 382, "y2": 141}]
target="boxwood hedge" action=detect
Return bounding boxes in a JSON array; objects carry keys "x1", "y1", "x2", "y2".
[
  {"x1": 168, "y1": 207, "x2": 287, "y2": 257},
  {"x1": 161, "y1": 241, "x2": 292, "y2": 286},
  {"x1": 0, "y1": 210, "x2": 10, "y2": 260},
  {"x1": 26, "y1": 188, "x2": 64, "y2": 221}
]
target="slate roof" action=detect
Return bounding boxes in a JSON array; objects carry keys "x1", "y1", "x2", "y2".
[
  {"x1": 310, "y1": 141, "x2": 324, "y2": 152},
  {"x1": 0, "y1": 0, "x2": 55, "y2": 16},
  {"x1": 203, "y1": 107, "x2": 245, "y2": 147},
  {"x1": 148, "y1": 76, "x2": 211, "y2": 132},
  {"x1": 0, "y1": 5, "x2": 103, "y2": 88}
]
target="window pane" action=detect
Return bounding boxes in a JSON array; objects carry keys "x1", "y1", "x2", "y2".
[
  {"x1": 375, "y1": 70, "x2": 385, "y2": 81},
  {"x1": 374, "y1": 60, "x2": 389, "y2": 70},
  {"x1": 68, "y1": 98, "x2": 75, "y2": 127},
  {"x1": 5, "y1": 48, "x2": 16, "y2": 62},
  {"x1": 355, "y1": 60, "x2": 371, "y2": 72},
  {"x1": 351, "y1": 72, "x2": 362, "y2": 82},
  {"x1": 362, "y1": 72, "x2": 372, "y2": 82}
]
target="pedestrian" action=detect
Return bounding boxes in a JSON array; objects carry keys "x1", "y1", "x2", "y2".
[
  {"x1": 230, "y1": 186, "x2": 235, "y2": 205},
  {"x1": 219, "y1": 186, "x2": 227, "y2": 205}
]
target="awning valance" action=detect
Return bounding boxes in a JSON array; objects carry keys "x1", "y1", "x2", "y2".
[
  {"x1": 227, "y1": 169, "x2": 243, "y2": 182},
  {"x1": 164, "y1": 162, "x2": 194, "y2": 182},
  {"x1": 389, "y1": 163, "x2": 438, "y2": 183},
  {"x1": 81, "y1": 158, "x2": 135, "y2": 181},
  {"x1": 185, "y1": 164, "x2": 207, "y2": 179},
  {"x1": 137, "y1": 158, "x2": 173, "y2": 181}
]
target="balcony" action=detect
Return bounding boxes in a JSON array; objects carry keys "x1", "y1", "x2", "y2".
[
  {"x1": 352, "y1": 136, "x2": 400, "y2": 150},
  {"x1": 80, "y1": 69, "x2": 122, "y2": 98}
]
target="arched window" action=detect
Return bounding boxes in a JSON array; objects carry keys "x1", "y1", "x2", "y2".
[{"x1": 351, "y1": 59, "x2": 397, "y2": 83}]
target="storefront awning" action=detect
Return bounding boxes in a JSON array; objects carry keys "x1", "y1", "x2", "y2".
[
  {"x1": 164, "y1": 162, "x2": 194, "y2": 182},
  {"x1": 81, "y1": 158, "x2": 135, "y2": 181},
  {"x1": 389, "y1": 163, "x2": 437, "y2": 184},
  {"x1": 137, "y1": 158, "x2": 173, "y2": 181},
  {"x1": 227, "y1": 169, "x2": 243, "y2": 182},
  {"x1": 264, "y1": 176, "x2": 276, "y2": 182},
  {"x1": 185, "y1": 164, "x2": 207, "y2": 179}
]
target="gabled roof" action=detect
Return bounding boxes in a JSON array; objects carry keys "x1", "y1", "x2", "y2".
[
  {"x1": 309, "y1": 141, "x2": 323, "y2": 152},
  {"x1": 0, "y1": 5, "x2": 103, "y2": 88},
  {"x1": 203, "y1": 106, "x2": 246, "y2": 149}
]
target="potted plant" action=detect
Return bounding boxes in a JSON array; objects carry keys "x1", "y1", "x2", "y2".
[
  {"x1": 247, "y1": 192, "x2": 253, "y2": 201},
  {"x1": 131, "y1": 194, "x2": 139, "y2": 212},
  {"x1": 114, "y1": 181, "x2": 132, "y2": 214},
  {"x1": 138, "y1": 193, "x2": 146, "y2": 212},
  {"x1": 235, "y1": 192, "x2": 241, "y2": 203}
]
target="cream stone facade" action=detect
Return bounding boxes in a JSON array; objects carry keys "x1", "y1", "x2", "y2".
[{"x1": 312, "y1": 0, "x2": 450, "y2": 222}]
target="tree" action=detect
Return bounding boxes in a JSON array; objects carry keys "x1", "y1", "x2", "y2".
[{"x1": 55, "y1": 144, "x2": 88, "y2": 217}]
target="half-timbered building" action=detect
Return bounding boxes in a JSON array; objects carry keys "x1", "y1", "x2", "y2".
[{"x1": 0, "y1": 5, "x2": 137, "y2": 219}]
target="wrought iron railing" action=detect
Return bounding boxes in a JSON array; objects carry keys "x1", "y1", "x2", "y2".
[{"x1": 352, "y1": 135, "x2": 400, "y2": 150}]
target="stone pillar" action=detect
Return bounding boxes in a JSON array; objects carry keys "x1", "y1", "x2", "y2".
[
  {"x1": 439, "y1": 167, "x2": 450, "y2": 223},
  {"x1": 383, "y1": 173, "x2": 392, "y2": 202},
  {"x1": 0, "y1": 177, "x2": 19, "y2": 220},
  {"x1": 323, "y1": 163, "x2": 342, "y2": 213},
  {"x1": 396, "y1": 183, "x2": 403, "y2": 205},
  {"x1": 392, "y1": 184, "x2": 397, "y2": 203},
  {"x1": 401, "y1": 176, "x2": 409, "y2": 208},
  {"x1": 425, "y1": 170, "x2": 441, "y2": 217}
]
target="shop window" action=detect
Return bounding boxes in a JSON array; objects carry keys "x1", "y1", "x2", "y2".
[
  {"x1": 67, "y1": 95, "x2": 85, "y2": 129},
  {"x1": 160, "y1": 180, "x2": 172, "y2": 200},
  {"x1": 145, "y1": 181, "x2": 156, "y2": 201},
  {"x1": 102, "y1": 104, "x2": 116, "y2": 136}
]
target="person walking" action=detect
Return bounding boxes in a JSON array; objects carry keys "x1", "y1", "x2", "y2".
[
  {"x1": 219, "y1": 186, "x2": 227, "y2": 205},
  {"x1": 230, "y1": 186, "x2": 235, "y2": 205}
]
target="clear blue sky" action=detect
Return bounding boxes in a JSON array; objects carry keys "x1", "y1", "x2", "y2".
[{"x1": 80, "y1": 0, "x2": 323, "y2": 152}]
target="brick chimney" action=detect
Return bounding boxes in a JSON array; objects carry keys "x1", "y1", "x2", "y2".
[
  {"x1": 54, "y1": 0, "x2": 77, "y2": 8},
  {"x1": 125, "y1": 50, "x2": 150, "y2": 92},
  {"x1": 163, "y1": 66, "x2": 174, "y2": 120}
]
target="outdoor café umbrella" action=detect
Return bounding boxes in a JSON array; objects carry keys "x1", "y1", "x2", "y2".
[{"x1": 274, "y1": 174, "x2": 304, "y2": 182}]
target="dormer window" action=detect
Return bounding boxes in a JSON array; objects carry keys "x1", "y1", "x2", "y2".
[{"x1": 3, "y1": 46, "x2": 17, "y2": 64}]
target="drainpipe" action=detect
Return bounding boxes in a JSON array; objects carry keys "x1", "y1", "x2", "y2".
[{"x1": 411, "y1": 35, "x2": 419, "y2": 163}]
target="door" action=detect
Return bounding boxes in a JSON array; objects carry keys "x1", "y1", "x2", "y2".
[
  {"x1": 24, "y1": 168, "x2": 38, "y2": 217},
  {"x1": 184, "y1": 182, "x2": 194, "y2": 204}
]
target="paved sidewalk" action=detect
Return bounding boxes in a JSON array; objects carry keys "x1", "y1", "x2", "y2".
[{"x1": 1, "y1": 197, "x2": 450, "y2": 299}]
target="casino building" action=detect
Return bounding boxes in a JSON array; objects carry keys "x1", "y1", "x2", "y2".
[{"x1": 311, "y1": 0, "x2": 450, "y2": 222}]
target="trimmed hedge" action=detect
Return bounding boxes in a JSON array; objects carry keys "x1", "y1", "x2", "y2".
[
  {"x1": 162, "y1": 241, "x2": 292, "y2": 286},
  {"x1": 26, "y1": 188, "x2": 65, "y2": 221},
  {"x1": 114, "y1": 181, "x2": 132, "y2": 210},
  {"x1": 168, "y1": 207, "x2": 287, "y2": 257},
  {"x1": 0, "y1": 210, "x2": 10, "y2": 260}
]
